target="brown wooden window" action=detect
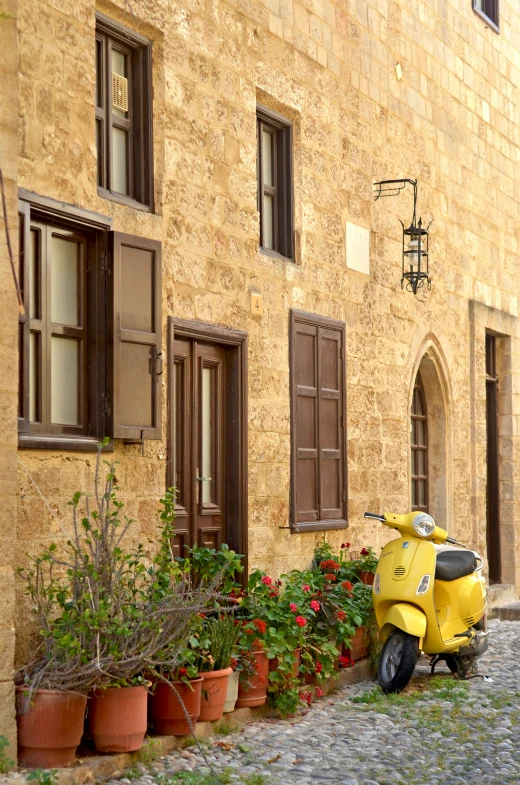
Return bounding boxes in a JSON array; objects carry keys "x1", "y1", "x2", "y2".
[
  {"x1": 257, "y1": 105, "x2": 293, "y2": 260},
  {"x1": 95, "y1": 13, "x2": 153, "y2": 209},
  {"x1": 411, "y1": 372, "x2": 428, "y2": 512},
  {"x1": 290, "y1": 310, "x2": 347, "y2": 532},
  {"x1": 473, "y1": 0, "x2": 499, "y2": 32},
  {"x1": 18, "y1": 191, "x2": 162, "y2": 450}
]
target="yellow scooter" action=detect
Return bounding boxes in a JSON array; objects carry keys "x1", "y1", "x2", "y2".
[{"x1": 364, "y1": 511, "x2": 489, "y2": 692}]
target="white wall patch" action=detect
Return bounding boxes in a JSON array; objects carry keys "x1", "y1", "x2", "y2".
[{"x1": 346, "y1": 222, "x2": 370, "y2": 276}]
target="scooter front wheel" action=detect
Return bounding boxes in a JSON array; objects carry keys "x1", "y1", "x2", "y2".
[{"x1": 378, "y1": 629, "x2": 419, "y2": 693}]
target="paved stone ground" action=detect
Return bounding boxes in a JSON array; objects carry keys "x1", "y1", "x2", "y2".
[{"x1": 115, "y1": 619, "x2": 520, "y2": 785}]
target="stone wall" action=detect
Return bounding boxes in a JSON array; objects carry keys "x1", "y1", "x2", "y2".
[
  {"x1": 0, "y1": 0, "x2": 18, "y2": 747},
  {"x1": 10, "y1": 0, "x2": 520, "y2": 674}
]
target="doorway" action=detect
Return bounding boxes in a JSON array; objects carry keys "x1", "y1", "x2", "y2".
[
  {"x1": 167, "y1": 318, "x2": 247, "y2": 562},
  {"x1": 485, "y1": 333, "x2": 501, "y2": 583}
]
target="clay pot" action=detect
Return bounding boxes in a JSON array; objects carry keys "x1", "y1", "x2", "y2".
[
  {"x1": 198, "y1": 667, "x2": 232, "y2": 722},
  {"x1": 359, "y1": 571, "x2": 375, "y2": 586},
  {"x1": 342, "y1": 626, "x2": 369, "y2": 662},
  {"x1": 16, "y1": 688, "x2": 87, "y2": 768},
  {"x1": 223, "y1": 670, "x2": 239, "y2": 714},
  {"x1": 149, "y1": 678, "x2": 202, "y2": 736},
  {"x1": 89, "y1": 686, "x2": 147, "y2": 753},
  {"x1": 269, "y1": 648, "x2": 301, "y2": 678},
  {"x1": 236, "y1": 651, "x2": 269, "y2": 708}
]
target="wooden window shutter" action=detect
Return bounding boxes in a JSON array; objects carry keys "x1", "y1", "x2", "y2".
[
  {"x1": 290, "y1": 310, "x2": 347, "y2": 532},
  {"x1": 110, "y1": 232, "x2": 162, "y2": 440}
]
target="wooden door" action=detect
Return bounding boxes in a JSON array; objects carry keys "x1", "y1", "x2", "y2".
[
  {"x1": 485, "y1": 334, "x2": 501, "y2": 583},
  {"x1": 170, "y1": 336, "x2": 227, "y2": 555}
]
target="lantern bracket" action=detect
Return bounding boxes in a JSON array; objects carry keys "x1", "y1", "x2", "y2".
[{"x1": 373, "y1": 178, "x2": 418, "y2": 224}]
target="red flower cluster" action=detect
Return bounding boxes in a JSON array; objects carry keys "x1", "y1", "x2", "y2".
[
  {"x1": 315, "y1": 661, "x2": 323, "y2": 673},
  {"x1": 269, "y1": 588, "x2": 279, "y2": 597},
  {"x1": 336, "y1": 610, "x2": 346, "y2": 621},
  {"x1": 340, "y1": 542, "x2": 351, "y2": 549},
  {"x1": 261, "y1": 576, "x2": 273, "y2": 586},
  {"x1": 299, "y1": 690, "x2": 313, "y2": 706},
  {"x1": 341, "y1": 580, "x2": 353, "y2": 591},
  {"x1": 295, "y1": 616, "x2": 307, "y2": 627},
  {"x1": 316, "y1": 687, "x2": 324, "y2": 698},
  {"x1": 253, "y1": 618, "x2": 267, "y2": 634},
  {"x1": 179, "y1": 667, "x2": 187, "y2": 677},
  {"x1": 302, "y1": 584, "x2": 310, "y2": 592},
  {"x1": 230, "y1": 658, "x2": 238, "y2": 670},
  {"x1": 360, "y1": 547, "x2": 369, "y2": 556},
  {"x1": 310, "y1": 599, "x2": 320, "y2": 612},
  {"x1": 324, "y1": 574, "x2": 337, "y2": 582},
  {"x1": 339, "y1": 655, "x2": 353, "y2": 668},
  {"x1": 290, "y1": 603, "x2": 298, "y2": 613},
  {"x1": 252, "y1": 638, "x2": 264, "y2": 651},
  {"x1": 319, "y1": 559, "x2": 340, "y2": 571}
]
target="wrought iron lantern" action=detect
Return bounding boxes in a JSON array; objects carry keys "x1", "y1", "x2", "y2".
[{"x1": 373, "y1": 178, "x2": 432, "y2": 295}]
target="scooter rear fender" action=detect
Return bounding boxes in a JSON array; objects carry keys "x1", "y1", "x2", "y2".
[{"x1": 380, "y1": 602, "x2": 427, "y2": 642}]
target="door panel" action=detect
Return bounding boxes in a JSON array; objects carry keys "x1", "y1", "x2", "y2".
[{"x1": 170, "y1": 336, "x2": 227, "y2": 552}]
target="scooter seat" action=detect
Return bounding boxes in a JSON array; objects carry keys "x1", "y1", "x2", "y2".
[{"x1": 435, "y1": 550, "x2": 477, "y2": 581}]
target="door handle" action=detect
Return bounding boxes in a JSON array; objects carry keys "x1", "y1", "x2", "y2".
[{"x1": 197, "y1": 476, "x2": 212, "y2": 482}]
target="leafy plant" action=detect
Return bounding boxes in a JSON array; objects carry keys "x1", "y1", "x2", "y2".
[
  {"x1": 17, "y1": 444, "x2": 228, "y2": 694},
  {"x1": 26, "y1": 770, "x2": 58, "y2": 785},
  {"x1": 178, "y1": 545, "x2": 243, "y2": 594},
  {"x1": 0, "y1": 736, "x2": 13, "y2": 774},
  {"x1": 356, "y1": 546, "x2": 379, "y2": 573}
]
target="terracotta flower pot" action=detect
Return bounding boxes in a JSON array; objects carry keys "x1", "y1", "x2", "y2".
[
  {"x1": 16, "y1": 688, "x2": 87, "y2": 768},
  {"x1": 89, "y1": 685, "x2": 147, "y2": 753},
  {"x1": 236, "y1": 651, "x2": 269, "y2": 708},
  {"x1": 269, "y1": 648, "x2": 301, "y2": 678},
  {"x1": 198, "y1": 667, "x2": 232, "y2": 722},
  {"x1": 223, "y1": 670, "x2": 239, "y2": 713},
  {"x1": 359, "y1": 571, "x2": 375, "y2": 586},
  {"x1": 149, "y1": 678, "x2": 203, "y2": 736},
  {"x1": 342, "y1": 626, "x2": 369, "y2": 662}
]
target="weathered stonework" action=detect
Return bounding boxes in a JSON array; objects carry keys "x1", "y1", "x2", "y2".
[{"x1": 2, "y1": 0, "x2": 520, "y2": 755}]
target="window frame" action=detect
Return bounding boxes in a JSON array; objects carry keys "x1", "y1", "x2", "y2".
[
  {"x1": 289, "y1": 309, "x2": 348, "y2": 533},
  {"x1": 472, "y1": 0, "x2": 499, "y2": 34},
  {"x1": 18, "y1": 190, "x2": 112, "y2": 451},
  {"x1": 256, "y1": 104, "x2": 293, "y2": 261},
  {"x1": 95, "y1": 12, "x2": 154, "y2": 211},
  {"x1": 411, "y1": 371, "x2": 429, "y2": 513}
]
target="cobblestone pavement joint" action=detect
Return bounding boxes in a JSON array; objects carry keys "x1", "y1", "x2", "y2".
[{"x1": 112, "y1": 619, "x2": 520, "y2": 785}]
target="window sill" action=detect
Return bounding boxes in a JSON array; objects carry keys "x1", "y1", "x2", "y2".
[
  {"x1": 19, "y1": 434, "x2": 114, "y2": 452},
  {"x1": 259, "y1": 247, "x2": 295, "y2": 264},
  {"x1": 472, "y1": 6, "x2": 499, "y2": 33},
  {"x1": 97, "y1": 188, "x2": 153, "y2": 213},
  {"x1": 291, "y1": 518, "x2": 348, "y2": 533}
]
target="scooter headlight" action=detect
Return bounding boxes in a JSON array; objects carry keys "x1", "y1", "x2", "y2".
[
  {"x1": 373, "y1": 573, "x2": 381, "y2": 595},
  {"x1": 413, "y1": 513, "x2": 435, "y2": 538}
]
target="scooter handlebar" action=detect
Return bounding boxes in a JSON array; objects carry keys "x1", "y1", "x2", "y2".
[
  {"x1": 364, "y1": 512, "x2": 386, "y2": 522},
  {"x1": 445, "y1": 536, "x2": 467, "y2": 549}
]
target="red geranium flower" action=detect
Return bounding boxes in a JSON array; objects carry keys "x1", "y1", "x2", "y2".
[
  {"x1": 252, "y1": 638, "x2": 264, "y2": 651},
  {"x1": 253, "y1": 618, "x2": 267, "y2": 634},
  {"x1": 324, "y1": 574, "x2": 337, "y2": 582},
  {"x1": 310, "y1": 600, "x2": 320, "y2": 612},
  {"x1": 315, "y1": 661, "x2": 323, "y2": 673},
  {"x1": 336, "y1": 610, "x2": 346, "y2": 621},
  {"x1": 319, "y1": 559, "x2": 341, "y2": 571},
  {"x1": 339, "y1": 655, "x2": 353, "y2": 668},
  {"x1": 179, "y1": 667, "x2": 187, "y2": 677},
  {"x1": 299, "y1": 690, "x2": 313, "y2": 706},
  {"x1": 245, "y1": 627, "x2": 254, "y2": 635},
  {"x1": 302, "y1": 584, "x2": 310, "y2": 592},
  {"x1": 316, "y1": 687, "x2": 324, "y2": 698},
  {"x1": 261, "y1": 576, "x2": 273, "y2": 586},
  {"x1": 342, "y1": 581, "x2": 353, "y2": 591},
  {"x1": 360, "y1": 547, "x2": 369, "y2": 556},
  {"x1": 290, "y1": 603, "x2": 298, "y2": 613},
  {"x1": 341, "y1": 542, "x2": 351, "y2": 549},
  {"x1": 269, "y1": 588, "x2": 279, "y2": 597},
  {"x1": 295, "y1": 616, "x2": 307, "y2": 628},
  {"x1": 230, "y1": 658, "x2": 238, "y2": 670}
]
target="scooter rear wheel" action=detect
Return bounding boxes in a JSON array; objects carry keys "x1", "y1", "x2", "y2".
[{"x1": 378, "y1": 629, "x2": 419, "y2": 693}]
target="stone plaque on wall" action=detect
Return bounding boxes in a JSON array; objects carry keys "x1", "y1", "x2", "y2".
[{"x1": 346, "y1": 221, "x2": 370, "y2": 276}]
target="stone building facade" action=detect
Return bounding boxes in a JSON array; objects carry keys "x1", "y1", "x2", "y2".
[{"x1": 0, "y1": 0, "x2": 520, "y2": 749}]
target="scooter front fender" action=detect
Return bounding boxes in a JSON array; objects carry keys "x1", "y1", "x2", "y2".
[{"x1": 380, "y1": 603, "x2": 427, "y2": 642}]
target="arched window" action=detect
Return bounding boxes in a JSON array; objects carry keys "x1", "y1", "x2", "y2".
[{"x1": 411, "y1": 372, "x2": 428, "y2": 512}]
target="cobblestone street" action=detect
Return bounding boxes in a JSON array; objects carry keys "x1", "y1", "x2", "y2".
[{"x1": 119, "y1": 619, "x2": 520, "y2": 785}]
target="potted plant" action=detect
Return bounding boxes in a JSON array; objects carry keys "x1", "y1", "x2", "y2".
[
  {"x1": 196, "y1": 615, "x2": 238, "y2": 722},
  {"x1": 17, "y1": 447, "x2": 224, "y2": 762},
  {"x1": 354, "y1": 546, "x2": 378, "y2": 585},
  {"x1": 149, "y1": 644, "x2": 203, "y2": 736}
]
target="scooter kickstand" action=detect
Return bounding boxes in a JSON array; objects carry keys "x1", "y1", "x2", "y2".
[{"x1": 430, "y1": 655, "x2": 441, "y2": 675}]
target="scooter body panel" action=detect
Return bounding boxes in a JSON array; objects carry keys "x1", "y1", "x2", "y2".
[{"x1": 373, "y1": 533, "x2": 487, "y2": 656}]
